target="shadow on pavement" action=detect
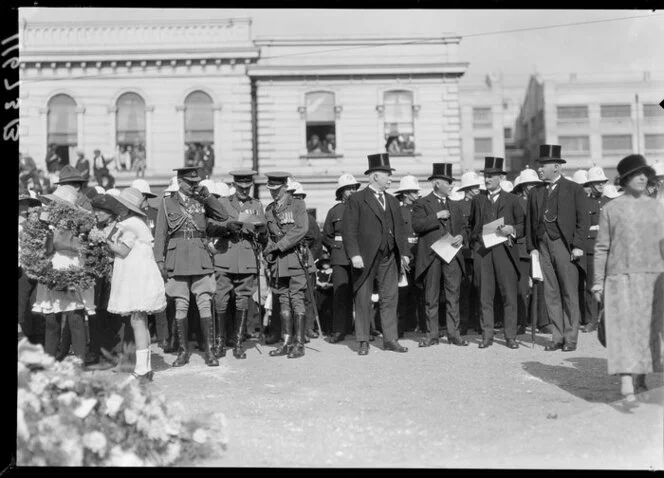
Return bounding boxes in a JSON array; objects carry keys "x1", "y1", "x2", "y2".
[{"x1": 151, "y1": 352, "x2": 172, "y2": 372}]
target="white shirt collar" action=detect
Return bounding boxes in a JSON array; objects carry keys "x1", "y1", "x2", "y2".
[{"x1": 368, "y1": 185, "x2": 384, "y2": 196}]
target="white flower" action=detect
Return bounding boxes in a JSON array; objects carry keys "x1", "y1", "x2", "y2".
[
  {"x1": 61, "y1": 438, "x2": 84, "y2": 466},
  {"x1": 17, "y1": 389, "x2": 42, "y2": 413},
  {"x1": 56, "y1": 391, "x2": 78, "y2": 408},
  {"x1": 108, "y1": 446, "x2": 144, "y2": 467},
  {"x1": 105, "y1": 393, "x2": 124, "y2": 418},
  {"x1": 28, "y1": 372, "x2": 49, "y2": 395},
  {"x1": 16, "y1": 408, "x2": 30, "y2": 442},
  {"x1": 163, "y1": 441, "x2": 181, "y2": 466},
  {"x1": 192, "y1": 428, "x2": 208, "y2": 444},
  {"x1": 124, "y1": 408, "x2": 138, "y2": 425},
  {"x1": 83, "y1": 431, "x2": 107, "y2": 457},
  {"x1": 74, "y1": 398, "x2": 97, "y2": 419}
]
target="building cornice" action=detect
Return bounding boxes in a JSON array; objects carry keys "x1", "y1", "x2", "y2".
[
  {"x1": 20, "y1": 49, "x2": 260, "y2": 65},
  {"x1": 254, "y1": 35, "x2": 461, "y2": 46},
  {"x1": 248, "y1": 62, "x2": 469, "y2": 78}
]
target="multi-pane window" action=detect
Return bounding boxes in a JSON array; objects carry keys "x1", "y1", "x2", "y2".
[
  {"x1": 116, "y1": 92, "x2": 146, "y2": 171},
  {"x1": 472, "y1": 107, "x2": 492, "y2": 128},
  {"x1": 384, "y1": 90, "x2": 415, "y2": 154},
  {"x1": 559, "y1": 135, "x2": 590, "y2": 154},
  {"x1": 557, "y1": 105, "x2": 588, "y2": 121},
  {"x1": 643, "y1": 104, "x2": 664, "y2": 118},
  {"x1": 184, "y1": 91, "x2": 215, "y2": 173},
  {"x1": 474, "y1": 137, "x2": 493, "y2": 155},
  {"x1": 47, "y1": 94, "x2": 77, "y2": 169},
  {"x1": 305, "y1": 91, "x2": 336, "y2": 154},
  {"x1": 601, "y1": 135, "x2": 633, "y2": 153},
  {"x1": 600, "y1": 104, "x2": 631, "y2": 118},
  {"x1": 504, "y1": 128, "x2": 512, "y2": 140},
  {"x1": 644, "y1": 134, "x2": 664, "y2": 152}
]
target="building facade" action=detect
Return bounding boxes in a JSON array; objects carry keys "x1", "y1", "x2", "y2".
[
  {"x1": 19, "y1": 15, "x2": 468, "y2": 220},
  {"x1": 516, "y1": 72, "x2": 664, "y2": 180}
]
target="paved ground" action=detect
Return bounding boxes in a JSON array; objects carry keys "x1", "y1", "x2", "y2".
[{"x1": 89, "y1": 329, "x2": 663, "y2": 469}]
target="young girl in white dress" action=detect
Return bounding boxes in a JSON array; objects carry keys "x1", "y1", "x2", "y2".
[{"x1": 106, "y1": 187, "x2": 167, "y2": 382}]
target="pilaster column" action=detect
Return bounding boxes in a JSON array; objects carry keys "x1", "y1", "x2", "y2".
[
  {"x1": 75, "y1": 106, "x2": 86, "y2": 153},
  {"x1": 146, "y1": 104, "x2": 154, "y2": 170}
]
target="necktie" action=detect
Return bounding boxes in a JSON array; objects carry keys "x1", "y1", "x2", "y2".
[
  {"x1": 377, "y1": 193, "x2": 385, "y2": 209},
  {"x1": 491, "y1": 192, "x2": 499, "y2": 203},
  {"x1": 547, "y1": 183, "x2": 555, "y2": 196}
]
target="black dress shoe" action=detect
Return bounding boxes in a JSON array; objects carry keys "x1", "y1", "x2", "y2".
[
  {"x1": 383, "y1": 340, "x2": 408, "y2": 353},
  {"x1": 478, "y1": 338, "x2": 493, "y2": 349},
  {"x1": 544, "y1": 342, "x2": 564, "y2": 351},
  {"x1": 328, "y1": 333, "x2": 346, "y2": 344},
  {"x1": 505, "y1": 338, "x2": 519, "y2": 349},
  {"x1": 358, "y1": 341, "x2": 369, "y2": 356},
  {"x1": 562, "y1": 343, "x2": 577, "y2": 352},
  {"x1": 448, "y1": 337, "x2": 469, "y2": 346},
  {"x1": 538, "y1": 324, "x2": 554, "y2": 334},
  {"x1": 516, "y1": 324, "x2": 527, "y2": 335},
  {"x1": 418, "y1": 337, "x2": 439, "y2": 347}
]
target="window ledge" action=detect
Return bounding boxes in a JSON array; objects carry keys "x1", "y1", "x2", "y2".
[
  {"x1": 300, "y1": 154, "x2": 344, "y2": 159},
  {"x1": 389, "y1": 152, "x2": 421, "y2": 157}
]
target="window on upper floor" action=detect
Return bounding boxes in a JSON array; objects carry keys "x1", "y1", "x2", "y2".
[
  {"x1": 46, "y1": 94, "x2": 77, "y2": 171},
  {"x1": 557, "y1": 105, "x2": 588, "y2": 121},
  {"x1": 504, "y1": 128, "x2": 513, "y2": 140},
  {"x1": 601, "y1": 134, "x2": 633, "y2": 154},
  {"x1": 645, "y1": 134, "x2": 664, "y2": 152},
  {"x1": 600, "y1": 104, "x2": 631, "y2": 118},
  {"x1": 643, "y1": 104, "x2": 664, "y2": 118},
  {"x1": 184, "y1": 91, "x2": 215, "y2": 176},
  {"x1": 559, "y1": 135, "x2": 590, "y2": 155},
  {"x1": 305, "y1": 91, "x2": 336, "y2": 155},
  {"x1": 472, "y1": 107, "x2": 492, "y2": 129},
  {"x1": 116, "y1": 92, "x2": 146, "y2": 173},
  {"x1": 474, "y1": 137, "x2": 493, "y2": 156},
  {"x1": 384, "y1": 90, "x2": 415, "y2": 155}
]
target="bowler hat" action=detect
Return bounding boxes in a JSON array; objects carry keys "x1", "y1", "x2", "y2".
[
  {"x1": 617, "y1": 154, "x2": 655, "y2": 184},
  {"x1": 265, "y1": 171, "x2": 291, "y2": 190},
  {"x1": 173, "y1": 167, "x2": 202, "y2": 183},
  {"x1": 56, "y1": 165, "x2": 88, "y2": 185},
  {"x1": 428, "y1": 163, "x2": 454, "y2": 182},
  {"x1": 481, "y1": 157, "x2": 506, "y2": 174},
  {"x1": 114, "y1": 187, "x2": 147, "y2": 217},
  {"x1": 537, "y1": 144, "x2": 566, "y2": 164},
  {"x1": 365, "y1": 153, "x2": 395, "y2": 175},
  {"x1": 90, "y1": 194, "x2": 124, "y2": 216}
]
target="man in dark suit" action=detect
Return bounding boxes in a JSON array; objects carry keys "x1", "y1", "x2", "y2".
[
  {"x1": 526, "y1": 145, "x2": 590, "y2": 352},
  {"x1": 469, "y1": 157, "x2": 525, "y2": 349},
  {"x1": 342, "y1": 153, "x2": 411, "y2": 356},
  {"x1": 412, "y1": 163, "x2": 468, "y2": 347}
]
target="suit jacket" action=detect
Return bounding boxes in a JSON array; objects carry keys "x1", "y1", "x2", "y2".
[
  {"x1": 526, "y1": 177, "x2": 590, "y2": 254},
  {"x1": 468, "y1": 190, "x2": 525, "y2": 276},
  {"x1": 412, "y1": 192, "x2": 467, "y2": 280},
  {"x1": 322, "y1": 202, "x2": 350, "y2": 266},
  {"x1": 341, "y1": 186, "x2": 409, "y2": 293}
]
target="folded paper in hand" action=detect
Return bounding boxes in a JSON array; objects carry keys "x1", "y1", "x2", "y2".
[
  {"x1": 398, "y1": 273, "x2": 408, "y2": 287},
  {"x1": 482, "y1": 217, "x2": 508, "y2": 249},
  {"x1": 531, "y1": 252, "x2": 543, "y2": 281},
  {"x1": 237, "y1": 212, "x2": 265, "y2": 225},
  {"x1": 430, "y1": 233, "x2": 461, "y2": 264}
]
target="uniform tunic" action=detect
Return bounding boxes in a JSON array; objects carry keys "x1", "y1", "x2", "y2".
[{"x1": 594, "y1": 194, "x2": 664, "y2": 375}]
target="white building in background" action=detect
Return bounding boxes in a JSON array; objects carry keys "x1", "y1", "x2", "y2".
[
  {"x1": 516, "y1": 72, "x2": 664, "y2": 181},
  {"x1": 18, "y1": 13, "x2": 468, "y2": 220}
]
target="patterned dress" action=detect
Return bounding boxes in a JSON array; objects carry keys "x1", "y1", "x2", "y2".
[{"x1": 594, "y1": 193, "x2": 664, "y2": 375}]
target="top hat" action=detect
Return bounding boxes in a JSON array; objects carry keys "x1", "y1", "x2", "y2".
[
  {"x1": 537, "y1": 144, "x2": 566, "y2": 164},
  {"x1": 229, "y1": 169, "x2": 258, "y2": 187},
  {"x1": 56, "y1": 165, "x2": 88, "y2": 185},
  {"x1": 173, "y1": 167, "x2": 202, "y2": 183},
  {"x1": 90, "y1": 194, "x2": 124, "y2": 216},
  {"x1": 481, "y1": 157, "x2": 506, "y2": 174},
  {"x1": 335, "y1": 173, "x2": 361, "y2": 199},
  {"x1": 617, "y1": 154, "x2": 655, "y2": 184},
  {"x1": 365, "y1": 153, "x2": 395, "y2": 175},
  {"x1": 131, "y1": 178, "x2": 157, "y2": 198},
  {"x1": 428, "y1": 163, "x2": 454, "y2": 182},
  {"x1": 265, "y1": 171, "x2": 292, "y2": 190},
  {"x1": 114, "y1": 187, "x2": 147, "y2": 217}
]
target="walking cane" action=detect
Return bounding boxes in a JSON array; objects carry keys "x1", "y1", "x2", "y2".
[
  {"x1": 250, "y1": 233, "x2": 266, "y2": 345},
  {"x1": 530, "y1": 280, "x2": 538, "y2": 349}
]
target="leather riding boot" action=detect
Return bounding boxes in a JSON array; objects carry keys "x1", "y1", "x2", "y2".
[
  {"x1": 269, "y1": 310, "x2": 293, "y2": 357},
  {"x1": 233, "y1": 310, "x2": 248, "y2": 359},
  {"x1": 288, "y1": 313, "x2": 306, "y2": 359},
  {"x1": 213, "y1": 310, "x2": 227, "y2": 358},
  {"x1": 200, "y1": 316, "x2": 219, "y2": 366},
  {"x1": 172, "y1": 319, "x2": 190, "y2": 367}
]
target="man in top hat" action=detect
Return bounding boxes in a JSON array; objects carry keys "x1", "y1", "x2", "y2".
[
  {"x1": 206, "y1": 170, "x2": 268, "y2": 360},
  {"x1": 394, "y1": 175, "x2": 426, "y2": 336},
  {"x1": 153, "y1": 166, "x2": 229, "y2": 367},
  {"x1": 322, "y1": 173, "x2": 361, "y2": 344},
  {"x1": 526, "y1": 145, "x2": 590, "y2": 352},
  {"x1": 412, "y1": 163, "x2": 468, "y2": 347},
  {"x1": 341, "y1": 153, "x2": 411, "y2": 356},
  {"x1": 579, "y1": 165, "x2": 610, "y2": 333},
  {"x1": 469, "y1": 157, "x2": 525, "y2": 349},
  {"x1": 263, "y1": 172, "x2": 314, "y2": 359},
  {"x1": 55, "y1": 165, "x2": 93, "y2": 212}
]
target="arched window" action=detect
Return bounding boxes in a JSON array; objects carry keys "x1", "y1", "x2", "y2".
[
  {"x1": 116, "y1": 92, "x2": 146, "y2": 172},
  {"x1": 305, "y1": 91, "x2": 336, "y2": 154},
  {"x1": 384, "y1": 90, "x2": 415, "y2": 154},
  {"x1": 184, "y1": 91, "x2": 215, "y2": 176},
  {"x1": 46, "y1": 94, "x2": 77, "y2": 171}
]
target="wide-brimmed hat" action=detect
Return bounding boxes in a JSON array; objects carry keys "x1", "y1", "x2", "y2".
[
  {"x1": 457, "y1": 171, "x2": 481, "y2": 192},
  {"x1": 199, "y1": 179, "x2": 219, "y2": 197},
  {"x1": 90, "y1": 194, "x2": 124, "y2": 216},
  {"x1": 394, "y1": 175, "x2": 421, "y2": 194},
  {"x1": 449, "y1": 186, "x2": 465, "y2": 201},
  {"x1": 173, "y1": 167, "x2": 202, "y2": 183},
  {"x1": 585, "y1": 166, "x2": 609, "y2": 185},
  {"x1": 428, "y1": 163, "x2": 454, "y2": 182},
  {"x1": 572, "y1": 170, "x2": 589, "y2": 185},
  {"x1": 481, "y1": 157, "x2": 506, "y2": 175},
  {"x1": 106, "y1": 188, "x2": 121, "y2": 197},
  {"x1": 537, "y1": 144, "x2": 566, "y2": 164},
  {"x1": 131, "y1": 178, "x2": 157, "y2": 198},
  {"x1": 365, "y1": 153, "x2": 395, "y2": 175},
  {"x1": 602, "y1": 184, "x2": 623, "y2": 199},
  {"x1": 114, "y1": 187, "x2": 147, "y2": 217},
  {"x1": 265, "y1": 171, "x2": 291, "y2": 190},
  {"x1": 518, "y1": 167, "x2": 542, "y2": 186},
  {"x1": 229, "y1": 169, "x2": 257, "y2": 187},
  {"x1": 335, "y1": 173, "x2": 361, "y2": 199},
  {"x1": 290, "y1": 181, "x2": 306, "y2": 198},
  {"x1": 617, "y1": 154, "x2": 655, "y2": 184},
  {"x1": 165, "y1": 176, "x2": 179, "y2": 193},
  {"x1": 39, "y1": 186, "x2": 79, "y2": 207},
  {"x1": 55, "y1": 165, "x2": 88, "y2": 185},
  {"x1": 500, "y1": 180, "x2": 514, "y2": 193}
]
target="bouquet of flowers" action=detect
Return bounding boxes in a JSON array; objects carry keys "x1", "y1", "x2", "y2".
[{"x1": 17, "y1": 339, "x2": 228, "y2": 466}]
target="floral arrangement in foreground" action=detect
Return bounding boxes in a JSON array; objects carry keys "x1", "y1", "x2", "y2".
[
  {"x1": 19, "y1": 202, "x2": 113, "y2": 291},
  {"x1": 17, "y1": 338, "x2": 228, "y2": 466}
]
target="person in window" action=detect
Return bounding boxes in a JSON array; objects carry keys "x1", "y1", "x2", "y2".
[
  {"x1": 185, "y1": 143, "x2": 196, "y2": 167},
  {"x1": 74, "y1": 149, "x2": 90, "y2": 182},
  {"x1": 194, "y1": 144, "x2": 204, "y2": 170},
  {"x1": 323, "y1": 133, "x2": 336, "y2": 154},
  {"x1": 403, "y1": 135, "x2": 415, "y2": 153},
  {"x1": 307, "y1": 135, "x2": 322, "y2": 153},
  {"x1": 117, "y1": 145, "x2": 130, "y2": 172},
  {"x1": 201, "y1": 145, "x2": 215, "y2": 179},
  {"x1": 132, "y1": 145, "x2": 147, "y2": 178},
  {"x1": 386, "y1": 135, "x2": 401, "y2": 154},
  {"x1": 45, "y1": 144, "x2": 62, "y2": 184}
]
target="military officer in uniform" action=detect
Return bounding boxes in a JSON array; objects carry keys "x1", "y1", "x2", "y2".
[
  {"x1": 206, "y1": 170, "x2": 268, "y2": 359},
  {"x1": 153, "y1": 167, "x2": 228, "y2": 367},
  {"x1": 412, "y1": 163, "x2": 468, "y2": 347},
  {"x1": 263, "y1": 172, "x2": 313, "y2": 359},
  {"x1": 580, "y1": 166, "x2": 610, "y2": 333},
  {"x1": 322, "y1": 173, "x2": 361, "y2": 343}
]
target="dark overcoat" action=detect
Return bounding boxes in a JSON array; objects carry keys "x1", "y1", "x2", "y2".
[{"x1": 322, "y1": 202, "x2": 350, "y2": 267}]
